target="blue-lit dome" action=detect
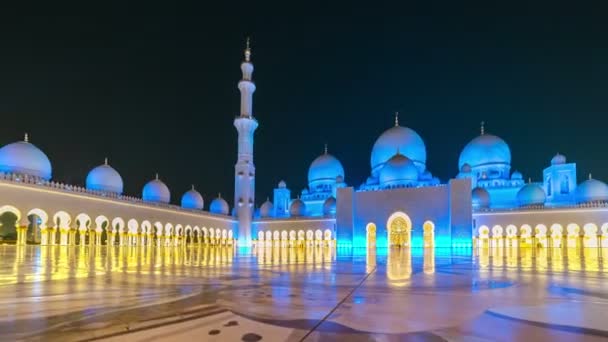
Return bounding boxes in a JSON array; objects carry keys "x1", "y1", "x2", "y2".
[
  {"x1": 0, "y1": 135, "x2": 52, "y2": 180},
  {"x1": 260, "y1": 198, "x2": 273, "y2": 217},
  {"x1": 517, "y1": 183, "x2": 546, "y2": 207},
  {"x1": 181, "y1": 186, "x2": 204, "y2": 209},
  {"x1": 371, "y1": 125, "x2": 426, "y2": 175},
  {"x1": 379, "y1": 153, "x2": 419, "y2": 187},
  {"x1": 210, "y1": 195, "x2": 230, "y2": 215},
  {"x1": 308, "y1": 152, "x2": 344, "y2": 188},
  {"x1": 551, "y1": 153, "x2": 567, "y2": 165},
  {"x1": 511, "y1": 170, "x2": 523, "y2": 180},
  {"x1": 459, "y1": 134, "x2": 511, "y2": 170},
  {"x1": 575, "y1": 176, "x2": 608, "y2": 203},
  {"x1": 289, "y1": 198, "x2": 306, "y2": 217},
  {"x1": 86, "y1": 160, "x2": 123, "y2": 194},
  {"x1": 472, "y1": 187, "x2": 490, "y2": 209},
  {"x1": 142, "y1": 176, "x2": 170, "y2": 203},
  {"x1": 323, "y1": 196, "x2": 337, "y2": 216}
]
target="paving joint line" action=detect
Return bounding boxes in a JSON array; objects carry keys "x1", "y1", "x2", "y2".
[{"x1": 299, "y1": 265, "x2": 378, "y2": 341}]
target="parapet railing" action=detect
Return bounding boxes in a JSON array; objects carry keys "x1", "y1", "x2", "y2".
[{"x1": 0, "y1": 171, "x2": 233, "y2": 219}]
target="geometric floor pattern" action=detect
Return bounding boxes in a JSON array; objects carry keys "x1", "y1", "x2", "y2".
[{"x1": 1, "y1": 245, "x2": 608, "y2": 341}]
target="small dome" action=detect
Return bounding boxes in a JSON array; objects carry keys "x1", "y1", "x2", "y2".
[
  {"x1": 260, "y1": 198, "x2": 274, "y2": 217},
  {"x1": 308, "y1": 152, "x2": 344, "y2": 187},
  {"x1": 142, "y1": 176, "x2": 170, "y2": 203},
  {"x1": 517, "y1": 182, "x2": 546, "y2": 207},
  {"x1": 459, "y1": 133, "x2": 511, "y2": 170},
  {"x1": 323, "y1": 196, "x2": 337, "y2": 216},
  {"x1": 86, "y1": 159, "x2": 123, "y2": 194},
  {"x1": 181, "y1": 186, "x2": 204, "y2": 209},
  {"x1": 371, "y1": 124, "x2": 427, "y2": 175},
  {"x1": 511, "y1": 170, "x2": 523, "y2": 180},
  {"x1": 420, "y1": 170, "x2": 433, "y2": 181},
  {"x1": 0, "y1": 135, "x2": 52, "y2": 179},
  {"x1": 278, "y1": 180, "x2": 287, "y2": 188},
  {"x1": 472, "y1": 187, "x2": 490, "y2": 209},
  {"x1": 210, "y1": 194, "x2": 230, "y2": 215},
  {"x1": 460, "y1": 163, "x2": 472, "y2": 173},
  {"x1": 379, "y1": 153, "x2": 419, "y2": 187},
  {"x1": 289, "y1": 198, "x2": 306, "y2": 217},
  {"x1": 576, "y1": 176, "x2": 608, "y2": 203},
  {"x1": 551, "y1": 153, "x2": 567, "y2": 165}
]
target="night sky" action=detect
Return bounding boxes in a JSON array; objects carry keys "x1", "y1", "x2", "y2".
[{"x1": 1, "y1": 3, "x2": 607, "y2": 206}]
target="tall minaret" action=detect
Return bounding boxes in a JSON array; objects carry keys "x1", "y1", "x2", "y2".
[{"x1": 234, "y1": 38, "x2": 258, "y2": 246}]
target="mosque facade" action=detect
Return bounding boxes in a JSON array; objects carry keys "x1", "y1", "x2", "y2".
[{"x1": 1, "y1": 44, "x2": 608, "y2": 249}]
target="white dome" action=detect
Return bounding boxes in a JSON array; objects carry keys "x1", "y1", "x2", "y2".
[
  {"x1": 371, "y1": 125, "x2": 426, "y2": 175},
  {"x1": 181, "y1": 187, "x2": 204, "y2": 210},
  {"x1": 323, "y1": 196, "x2": 337, "y2": 216},
  {"x1": 517, "y1": 183, "x2": 546, "y2": 207},
  {"x1": 0, "y1": 136, "x2": 52, "y2": 180},
  {"x1": 379, "y1": 153, "x2": 419, "y2": 187},
  {"x1": 576, "y1": 177, "x2": 608, "y2": 203},
  {"x1": 459, "y1": 134, "x2": 511, "y2": 170},
  {"x1": 142, "y1": 177, "x2": 170, "y2": 203},
  {"x1": 289, "y1": 198, "x2": 306, "y2": 217},
  {"x1": 551, "y1": 153, "x2": 567, "y2": 165},
  {"x1": 86, "y1": 160, "x2": 123, "y2": 194},
  {"x1": 210, "y1": 195, "x2": 230, "y2": 215},
  {"x1": 278, "y1": 180, "x2": 287, "y2": 188},
  {"x1": 260, "y1": 199, "x2": 274, "y2": 217},
  {"x1": 308, "y1": 152, "x2": 344, "y2": 187},
  {"x1": 472, "y1": 187, "x2": 490, "y2": 209}
]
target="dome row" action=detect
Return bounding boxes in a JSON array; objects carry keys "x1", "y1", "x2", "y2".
[
  {"x1": 472, "y1": 175, "x2": 608, "y2": 209},
  {"x1": 258, "y1": 196, "x2": 336, "y2": 218},
  {"x1": 0, "y1": 136, "x2": 230, "y2": 214}
]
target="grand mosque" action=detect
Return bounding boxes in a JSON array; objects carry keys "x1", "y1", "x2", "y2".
[{"x1": 1, "y1": 43, "x2": 608, "y2": 250}]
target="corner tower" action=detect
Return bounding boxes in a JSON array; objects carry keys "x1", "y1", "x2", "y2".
[{"x1": 234, "y1": 38, "x2": 258, "y2": 246}]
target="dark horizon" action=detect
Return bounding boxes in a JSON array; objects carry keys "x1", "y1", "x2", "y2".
[{"x1": 1, "y1": 3, "x2": 607, "y2": 206}]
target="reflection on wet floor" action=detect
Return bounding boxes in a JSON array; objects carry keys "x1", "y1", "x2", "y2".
[
  {"x1": 2, "y1": 245, "x2": 608, "y2": 287},
  {"x1": 2, "y1": 245, "x2": 608, "y2": 340}
]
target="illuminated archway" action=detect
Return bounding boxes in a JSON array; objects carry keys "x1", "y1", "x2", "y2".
[
  {"x1": 534, "y1": 224, "x2": 547, "y2": 248},
  {"x1": 583, "y1": 223, "x2": 598, "y2": 248},
  {"x1": 505, "y1": 224, "x2": 517, "y2": 248},
  {"x1": 423, "y1": 221, "x2": 435, "y2": 248},
  {"x1": 366, "y1": 223, "x2": 377, "y2": 248},
  {"x1": 566, "y1": 223, "x2": 580, "y2": 248},
  {"x1": 386, "y1": 212, "x2": 412, "y2": 247},
  {"x1": 0, "y1": 205, "x2": 21, "y2": 244},
  {"x1": 520, "y1": 224, "x2": 532, "y2": 247},
  {"x1": 550, "y1": 224, "x2": 563, "y2": 248},
  {"x1": 27, "y1": 208, "x2": 48, "y2": 244},
  {"x1": 478, "y1": 225, "x2": 490, "y2": 248}
]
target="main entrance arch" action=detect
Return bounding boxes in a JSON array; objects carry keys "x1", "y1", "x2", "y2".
[{"x1": 386, "y1": 212, "x2": 412, "y2": 247}]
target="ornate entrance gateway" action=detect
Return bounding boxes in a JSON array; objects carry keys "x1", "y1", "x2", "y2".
[{"x1": 387, "y1": 212, "x2": 411, "y2": 247}]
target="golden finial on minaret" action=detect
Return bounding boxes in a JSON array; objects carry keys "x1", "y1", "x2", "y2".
[{"x1": 244, "y1": 36, "x2": 251, "y2": 62}]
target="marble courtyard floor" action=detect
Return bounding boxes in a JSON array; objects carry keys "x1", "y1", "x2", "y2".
[{"x1": 1, "y1": 246, "x2": 608, "y2": 341}]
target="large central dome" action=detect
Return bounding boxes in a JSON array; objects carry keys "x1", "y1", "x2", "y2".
[{"x1": 371, "y1": 124, "x2": 426, "y2": 175}]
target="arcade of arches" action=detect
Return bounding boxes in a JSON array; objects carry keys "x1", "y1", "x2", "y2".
[
  {"x1": 475, "y1": 222, "x2": 608, "y2": 249},
  {"x1": 0, "y1": 205, "x2": 235, "y2": 247}
]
